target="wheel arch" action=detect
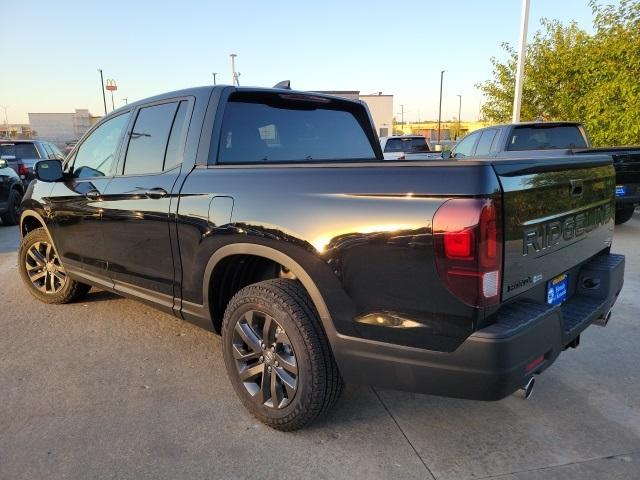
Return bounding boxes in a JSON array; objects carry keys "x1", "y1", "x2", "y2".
[
  {"x1": 20, "y1": 209, "x2": 48, "y2": 237},
  {"x1": 203, "y1": 243, "x2": 339, "y2": 340}
]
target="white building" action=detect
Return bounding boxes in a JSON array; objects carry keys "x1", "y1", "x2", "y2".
[
  {"x1": 28, "y1": 109, "x2": 100, "y2": 147},
  {"x1": 314, "y1": 91, "x2": 394, "y2": 138}
]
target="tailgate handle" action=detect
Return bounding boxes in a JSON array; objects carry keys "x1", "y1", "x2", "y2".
[{"x1": 570, "y1": 179, "x2": 583, "y2": 198}]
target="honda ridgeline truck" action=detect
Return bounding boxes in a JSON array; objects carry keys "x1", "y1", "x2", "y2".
[{"x1": 18, "y1": 86, "x2": 625, "y2": 430}]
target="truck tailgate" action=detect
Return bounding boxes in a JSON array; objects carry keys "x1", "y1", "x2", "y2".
[{"x1": 493, "y1": 156, "x2": 615, "y2": 301}]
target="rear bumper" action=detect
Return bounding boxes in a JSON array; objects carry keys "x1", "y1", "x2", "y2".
[{"x1": 333, "y1": 253, "x2": 625, "y2": 400}]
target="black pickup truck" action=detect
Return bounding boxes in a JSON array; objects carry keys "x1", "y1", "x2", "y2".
[
  {"x1": 18, "y1": 86, "x2": 625, "y2": 430},
  {"x1": 447, "y1": 121, "x2": 640, "y2": 224}
]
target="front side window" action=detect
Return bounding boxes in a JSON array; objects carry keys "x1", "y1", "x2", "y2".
[
  {"x1": 71, "y1": 112, "x2": 131, "y2": 178},
  {"x1": 452, "y1": 132, "x2": 480, "y2": 158},
  {"x1": 122, "y1": 102, "x2": 180, "y2": 175},
  {"x1": 217, "y1": 93, "x2": 376, "y2": 164},
  {"x1": 49, "y1": 143, "x2": 65, "y2": 159},
  {"x1": 42, "y1": 143, "x2": 56, "y2": 159}
]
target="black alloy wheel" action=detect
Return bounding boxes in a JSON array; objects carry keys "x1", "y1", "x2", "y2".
[
  {"x1": 232, "y1": 310, "x2": 298, "y2": 409},
  {"x1": 25, "y1": 240, "x2": 67, "y2": 294}
]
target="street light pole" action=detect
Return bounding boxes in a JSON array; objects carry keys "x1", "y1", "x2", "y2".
[
  {"x1": 456, "y1": 94, "x2": 462, "y2": 139},
  {"x1": 512, "y1": 0, "x2": 531, "y2": 123},
  {"x1": 0, "y1": 105, "x2": 8, "y2": 139},
  {"x1": 212, "y1": 72, "x2": 218, "y2": 85},
  {"x1": 437, "y1": 70, "x2": 446, "y2": 143},
  {"x1": 97, "y1": 69, "x2": 107, "y2": 115}
]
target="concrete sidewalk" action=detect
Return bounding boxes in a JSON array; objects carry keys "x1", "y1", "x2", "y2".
[{"x1": 1, "y1": 215, "x2": 639, "y2": 479}]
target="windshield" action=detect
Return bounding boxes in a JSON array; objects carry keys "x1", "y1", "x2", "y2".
[
  {"x1": 0, "y1": 143, "x2": 39, "y2": 159},
  {"x1": 507, "y1": 125, "x2": 588, "y2": 150},
  {"x1": 384, "y1": 137, "x2": 429, "y2": 153}
]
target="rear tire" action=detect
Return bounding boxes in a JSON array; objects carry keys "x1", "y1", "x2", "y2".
[
  {"x1": 221, "y1": 278, "x2": 343, "y2": 431},
  {"x1": 18, "y1": 228, "x2": 91, "y2": 304},
  {"x1": 0, "y1": 188, "x2": 22, "y2": 226},
  {"x1": 615, "y1": 205, "x2": 635, "y2": 225}
]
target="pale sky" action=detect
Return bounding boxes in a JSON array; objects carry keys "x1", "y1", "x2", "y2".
[{"x1": 1, "y1": 0, "x2": 605, "y2": 124}]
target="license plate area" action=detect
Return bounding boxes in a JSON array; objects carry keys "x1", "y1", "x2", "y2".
[
  {"x1": 616, "y1": 185, "x2": 626, "y2": 197},
  {"x1": 547, "y1": 273, "x2": 568, "y2": 305}
]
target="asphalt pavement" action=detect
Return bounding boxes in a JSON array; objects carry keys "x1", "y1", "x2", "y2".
[{"x1": 1, "y1": 213, "x2": 639, "y2": 480}]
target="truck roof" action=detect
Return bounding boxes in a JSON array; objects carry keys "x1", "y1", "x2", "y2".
[{"x1": 110, "y1": 85, "x2": 364, "y2": 118}]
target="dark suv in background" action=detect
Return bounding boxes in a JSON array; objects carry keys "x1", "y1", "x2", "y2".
[
  {"x1": 0, "y1": 157, "x2": 23, "y2": 225},
  {"x1": 0, "y1": 140, "x2": 65, "y2": 187}
]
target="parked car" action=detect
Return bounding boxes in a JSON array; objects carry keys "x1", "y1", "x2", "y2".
[
  {"x1": 0, "y1": 140, "x2": 65, "y2": 186},
  {"x1": 380, "y1": 135, "x2": 440, "y2": 160},
  {"x1": 0, "y1": 157, "x2": 24, "y2": 225},
  {"x1": 18, "y1": 86, "x2": 624, "y2": 430},
  {"x1": 446, "y1": 122, "x2": 640, "y2": 224}
]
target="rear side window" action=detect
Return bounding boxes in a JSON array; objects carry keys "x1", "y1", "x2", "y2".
[
  {"x1": 217, "y1": 93, "x2": 377, "y2": 164},
  {"x1": 384, "y1": 137, "x2": 429, "y2": 153},
  {"x1": 123, "y1": 102, "x2": 180, "y2": 175},
  {"x1": 475, "y1": 130, "x2": 497, "y2": 156},
  {"x1": 507, "y1": 125, "x2": 587, "y2": 150},
  {"x1": 0, "y1": 143, "x2": 39, "y2": 159}
]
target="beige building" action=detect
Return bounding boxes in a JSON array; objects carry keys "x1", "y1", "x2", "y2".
[
  {"x1": 28, "y1": 109, "x2": 101, "y2": 147},
  {"x1": 314, "y1": 91, "x2": 394, "y2": 138}
]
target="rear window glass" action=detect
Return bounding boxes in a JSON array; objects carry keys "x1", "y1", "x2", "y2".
[
  {"x1": 217, "y1": 93, "x2": 377, "y2": 164},
  {"x1": 0, "y1": 143, "x2": 39, "y2": 159},
  {"x1": 507, "y1": 126, "x2": 587, "y2": 151},
  {"x1": 384, "y1": 137, "x2": 429, "y2": 153}
]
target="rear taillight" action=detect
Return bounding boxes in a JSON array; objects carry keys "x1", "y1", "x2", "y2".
[
  {"x1": 18, "y1": 164, "x2": 28, "y2": 177},
  {"x1": 433, "y1": 198, "x2": 502, "y2": 307}
]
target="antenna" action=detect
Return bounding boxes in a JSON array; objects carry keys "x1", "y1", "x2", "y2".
[{"x1": 273, "y1": 80, "x2": 291, "y2": 89}]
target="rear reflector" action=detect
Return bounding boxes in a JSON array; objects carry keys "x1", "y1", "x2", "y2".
[{"x1": 526, "y1": 355, "x2": 545, "y2": 373}]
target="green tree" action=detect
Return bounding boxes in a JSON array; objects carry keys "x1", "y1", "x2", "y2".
[{"x1": 477, "y1": 0, "x2": 640, "y2": 146}]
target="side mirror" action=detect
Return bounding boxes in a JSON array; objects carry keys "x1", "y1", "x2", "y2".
[
  {"x1": 441, "y1": 150, "x2": 452, "y2": 159},
  {"x1": 0, "y1": 159, "x2": 7, "y2": 169},
  {"x1": 35, "y1": 159, "x2": 64, "y2": 182}
]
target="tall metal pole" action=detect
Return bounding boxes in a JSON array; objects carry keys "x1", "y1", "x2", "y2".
[
  {"x1": 97, "y1": 69, "x2": 107, "y2": 115},
  {"x1": 512, "y1": 0, "x2": 531, "y2": 123},
  {"x1": 111, "y1": 91, "x2": 115, "y2": 111},
  {"x1": 437, "y1": 70, "x2": 445, "y2": 143},
  {"x1": 456, "y1": 94, "x2": 462, "y2": 139},
  {"x1": 212, "y1": 72, "x2": 218, "y2": 85},
  {"x1": 122, "y1": 98, "x2": 128, "y2": 105},
  {"x1": 400, "y1": 104, "x2": 405, "y2": 126},
  {"x1": 0, "y1": 105, "x2": 9, "y2": 139},
  {"x1": 230, "y1": 54, "x2": 238, "y2": 86}
]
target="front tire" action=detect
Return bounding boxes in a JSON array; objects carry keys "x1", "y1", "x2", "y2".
[
  {"x1": 615, "y1": 205, "x2": 635, "y2": 225},
  {"x1": 222, "y1": 279, "x2": 343, "y2": 431},
  {"x1": 18, "y1": 228, "x2": 91, "y2": 304}
]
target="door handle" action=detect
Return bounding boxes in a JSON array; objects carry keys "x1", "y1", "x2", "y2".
[
  {"x1": 85, "y1": 189, "x2": 101, "y2": 200},
  {"x1": 145, "y1": 187, "x2": 168, "y2": 199}
]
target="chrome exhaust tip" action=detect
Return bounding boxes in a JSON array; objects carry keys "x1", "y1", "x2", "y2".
[
  {"x1": 594, "y1": 309, "x2": 612, "y2": 327},
  {"x1": 513, "y1": 377, "x2": 535, "y2": 400}
]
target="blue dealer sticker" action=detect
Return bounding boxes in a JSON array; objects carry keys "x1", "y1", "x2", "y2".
[{"x1": 547, "y1": 273, "x2": 568, "y2": 305}]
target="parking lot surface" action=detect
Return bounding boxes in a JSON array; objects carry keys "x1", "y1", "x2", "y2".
[{"x1": 1, "y1": 213, "x2": 639, "y2": 480}]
